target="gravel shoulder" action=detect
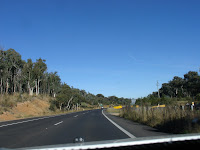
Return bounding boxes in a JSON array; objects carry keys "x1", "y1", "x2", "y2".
[{"x1": 104, "y1": 110, "x2": 170, "y2": 137}]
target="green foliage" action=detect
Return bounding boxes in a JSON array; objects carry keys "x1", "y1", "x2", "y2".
[
  {"x1": 0, "y1": 48, "x2": 132, "y2": 111},
  {"x1": 55, "y1": 84, "x2": 73, "y2": 108},
  {"x1": 80, "y1": 102, "x2": 89, "y2": 108},
  {"x1": 0, "y1": 48, "x2": 61, "y2": 96},
  {"x1": 51, "y1": 83, "x2": 131, "y2": 110},
  {"x1": 136, "y1": 71, "x2": 200, "y2": 105},
  {"x1": 196, "y1": 93, "x2": 200, "y2": 101},
  {"x1": 49, "y1": 99, "x2": 57, "y2": 111}
]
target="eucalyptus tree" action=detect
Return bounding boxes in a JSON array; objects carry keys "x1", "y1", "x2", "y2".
[
  {"x1": 160, "y1": 83, "x2": 173, "y2": 98},
  {"x1": 32, "y1": 58, "x2": 47, "y2": 95},
  {"x1": 22, "y1": 59, "x2": 35, "y2": 95},
  {"x1": 184, "y1": 71, "x2": 200, "y2": 98},
  {"x1": 0, "y1": 50, "x2": 6, "y2": 94},
  {"x1": 0, "y1": 48, "x2": 132, "y2": 108},
  {"x1": 85, "y1": 93, "x2": 97, "y2": 105},
  {"x1": 169, "y1": 76, "x2": 185, "y2": 97},
  {"x1": 47, "y1": 72, "x2": 61, "y2": 97},
  {"x1": 56, "y1": 83, "x2": 73, "y2": 110},
  {"x1": 3, "y1": 49, "x2": 24, "y2": 94}
]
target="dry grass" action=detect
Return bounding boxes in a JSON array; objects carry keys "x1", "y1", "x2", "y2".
[
  {"x1": 0, "y1": 94, "x2": 98, "y2": 121},
  {"x1": 106, "y1": 107, "x2": 121, "y2": 116},
  {"x1": 0, "y1": 94, "x2": 51, "y2": 121},
  {"x1": 120, "y1": 106, "x2": 200, "y2": 134}
]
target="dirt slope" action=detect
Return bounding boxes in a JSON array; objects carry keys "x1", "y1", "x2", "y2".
[{"x1": 0, "y1": 99, "x2": 50, "y2": 121}]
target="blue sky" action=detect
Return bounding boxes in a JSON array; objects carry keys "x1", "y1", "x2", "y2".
[{"x1": 0, "y1": 0, "x2": 200, "y2": 98}]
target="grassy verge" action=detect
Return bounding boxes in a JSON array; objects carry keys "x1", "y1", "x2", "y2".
[
  {"x1": 120, "y1": 106, "x2": 200, "y2": 134},
  {"x1": 106, "y1": 107, "x2": 121, "y2": 116}
]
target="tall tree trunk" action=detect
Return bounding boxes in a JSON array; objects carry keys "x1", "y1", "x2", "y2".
[
  {"x1": 19, "y1": 82, "x2": 21, "y2": 93},
  {"x1": 48, "y1": 83, "x2": 50, "y2": 95},
  {"x1": 35, "y1": 80, "x2": 38, "y2": 95},
  {"x1": 53, "y1": 89, "x2": 56, "y2": 97},
  {"x1": 28, "y1": 80, "x2": 31, "y2": 95},
  {"x1": 13, "y1": 75, "x2": 16, "y2": 93},
  {"x1": 6, "y1": 78, "x2": 9, "y2": 94},
  {"x1": 76, "y1": 103, "x2": 79, "y2": 110},
  {"x1": 37, "y1": 79, "x2": 40, "y2": 95},
  {"x1": 59, "y1": 103, "x2": 63, "y2": 110},
  {"x1": 66, "y1": 96, "x2": 73, "y2": 111},
  {"x1": 30, "y1": 87, "x2": 33, "y2": 96},
  {"x1": 175, "y1": 88, "x2": 178, "y2": 96},
  {"x1": 0, "y1": 78, "x2": 2, "y2": 95},
  {"x1": 14, "y1": 85, "x2": 16, "y2": 93},
  {"x1": 28, "y1": 72, "x2": 30, "y2": 95}
]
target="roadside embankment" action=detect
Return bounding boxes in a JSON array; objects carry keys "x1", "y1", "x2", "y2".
[
  {"x1": 0, "y1": 94, "x2": 95, "y2": 121},
  {"x1": 0, "y1": 94, "x2": 53, "y2": 121},
  {"x1": 119, "y1": 106, "x2": 200, "y2": 134}
]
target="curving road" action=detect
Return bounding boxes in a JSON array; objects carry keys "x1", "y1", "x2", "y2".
[{"x1": 0, "y1": 109, "x2": 168, "y2": 148}]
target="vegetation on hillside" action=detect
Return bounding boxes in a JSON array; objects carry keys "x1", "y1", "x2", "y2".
[
  {"x1": 0, "y1": 48, "x2": 131, "y2": 112},
  {"x1": 120, "y1": 71, "x2": 200, "y2": 134},
  {"x1": 135, "y1": 71, "x2": 200, "y2": 105}
]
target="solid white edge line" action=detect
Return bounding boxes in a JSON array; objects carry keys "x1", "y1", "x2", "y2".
[
  {"x1": 0, "y1": 116, "x2": 54, "y2": 128},
  {"x1": 0, "y1": 111, "x2": 77, "y2": 128},
  {"x1": 102, "y1": 109, "x2": 136, "y2": 138},
  {"x1": 54, "y1": 121, "x2": 63, "y2": 126}
]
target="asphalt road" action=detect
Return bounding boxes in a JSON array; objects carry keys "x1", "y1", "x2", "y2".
[{"x1": 0, "y1": 109, "x2": 168, "y2": 148}]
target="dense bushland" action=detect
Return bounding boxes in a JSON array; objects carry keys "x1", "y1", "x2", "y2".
[
  {"x1": 135, "y1": 71, "x2": 200, "y2": 105},
  {"x1": 0, "y1": 48, "x2": 131, "y2": 112}
]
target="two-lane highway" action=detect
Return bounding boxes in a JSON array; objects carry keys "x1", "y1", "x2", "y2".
[
  {"x1": 0, "y1": 109, "x2": 168, "y2": 148},
  {"x1": 0, "y1": 109, "x2": 129, "y2": 148}
]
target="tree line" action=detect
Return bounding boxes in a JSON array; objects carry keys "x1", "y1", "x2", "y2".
[
  {"x1": 136, "y1": 71, "x2": 200, "y2": 105},
  {"x1": 0, "y1": 48, "x2": 131, "y2": 110},
  {"x1": 50, "y1": 85, "x2": 131, "y2": 111},
  {"x1": 0, "y1": 48, "x2": 61, "y2": 97}
]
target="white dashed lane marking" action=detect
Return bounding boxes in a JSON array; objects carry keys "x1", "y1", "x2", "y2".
[{"x1": 54, "y1": 121, "x2": 63, "y2": 126}]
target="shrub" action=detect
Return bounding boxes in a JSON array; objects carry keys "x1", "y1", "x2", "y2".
[
  {"x1": 196, "y1": 93, "x2": 200, "y2": 101},
  {"x1": 49, "y1": 100, "x2": 57, "y2": 111},
  {"x1": 0, "y1": 95, "x2": 17, "y2": 108}
]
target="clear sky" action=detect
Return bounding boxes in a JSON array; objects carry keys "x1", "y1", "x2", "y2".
[{"x1": 0, "y1": 0, "x2": 200, "y2": 98}]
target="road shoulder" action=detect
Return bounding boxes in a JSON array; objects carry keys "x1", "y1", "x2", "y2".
[{"x1": 104, "y1": 110, "x2": 169, "y2": 137}]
